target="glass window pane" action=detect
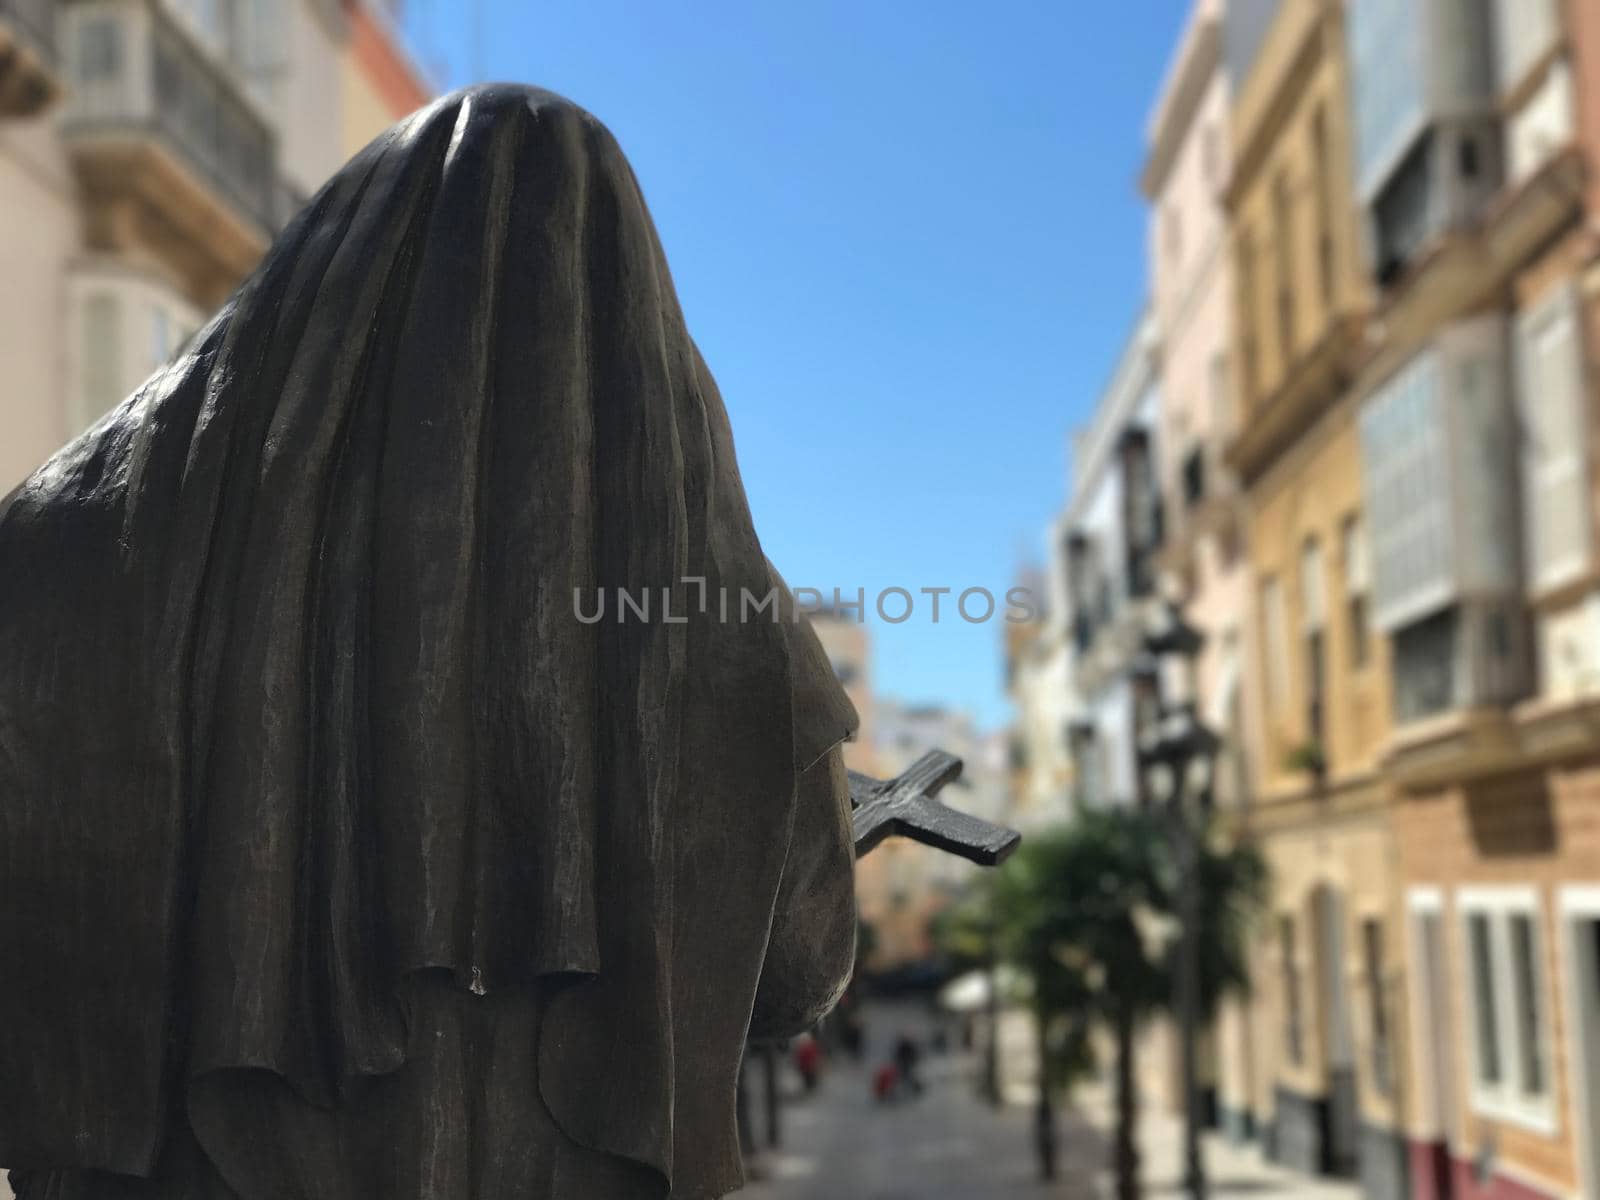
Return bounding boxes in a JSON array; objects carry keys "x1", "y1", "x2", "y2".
[
  {"x1": 1469, "y1": 913, "x2": 1501, "y2": 1086},
  {"x1": 1262, "y1": 577, "x2": 1288, "y2": 706},
  {"x1": 1363, "y1": 918, "x2": 1391, "y2": 1093},
  {"x1": 1281, "y1": 915, "x2": 1303, "y2": 1065},
  {"x1": 1510, "y1": 913, "x2": 1546, "y2": 1097}
]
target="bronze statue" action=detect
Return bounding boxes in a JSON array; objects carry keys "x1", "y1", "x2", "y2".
[{"x1": 0, "y1": 84, "x2": 1014, "y2": 1200}]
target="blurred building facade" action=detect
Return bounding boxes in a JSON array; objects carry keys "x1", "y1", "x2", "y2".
[
  {"x1": 0, "y1": 0, "x2": 428, "y2": 497},
  {"x1": 1017, "y1": 1, "x2": 1600, "y2": 1198},
  {"x1": 807, "y1": 606, "x2": 1010, "y2": 975},
  {"x1": 1001, "y1": 573, "x2": 1075, "y2": 833},
  {"x1": 1352, "y1": 1, "x2": 1600, "y2": 1197},
  {"x1": 861, "y1": 701, "x2": 1008, "y2": 971},
  {"x1": 1052, "y1": 309, "x2": 1165, "y2": 814},
  {"x1": 1140, "y1": 0, "x2": 1254, "y2": 1143},
  {"x1": 1223, "y1": 0, "x2": 1406, "y2": 1191}
]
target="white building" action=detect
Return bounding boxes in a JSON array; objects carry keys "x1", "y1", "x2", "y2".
[{"x1": 1054, "y1": 310, "x2": 1164, "y2": 811}]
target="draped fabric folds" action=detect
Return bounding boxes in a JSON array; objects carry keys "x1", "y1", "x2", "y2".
[{"x1": 0, "y1": 85, "x2": 858, "y2": 1199}]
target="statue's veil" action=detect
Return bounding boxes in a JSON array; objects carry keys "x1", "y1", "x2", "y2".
[{"x1": 0, "y1": 85, "x2": 854, "y2": 1197}]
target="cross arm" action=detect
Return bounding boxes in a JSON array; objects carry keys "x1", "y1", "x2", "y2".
[{"x1": 849, "y1": 750, "x2": 1021, "y2": 867}]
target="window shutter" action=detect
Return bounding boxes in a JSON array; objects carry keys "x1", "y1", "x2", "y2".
[{"x1": 1516, "y1": 288, "x2": 1590, "y2": 592}]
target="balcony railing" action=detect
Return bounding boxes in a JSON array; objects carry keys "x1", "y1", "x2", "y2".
[
  {"x1": 0, "y1": 0, "x2": 62, "y2": 116},
  {"x1": 60, "y1": 0, "x2": 283, "y2": 235}
]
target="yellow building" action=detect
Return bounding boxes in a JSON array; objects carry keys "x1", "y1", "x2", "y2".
[{"x1": 1221, "y1": 0, "x2": 1410, "y2": 1189}]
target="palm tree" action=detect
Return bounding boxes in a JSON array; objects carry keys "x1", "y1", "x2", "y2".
[{"x1": 982, "y1": 808, "x2": 1266, "y2": 1199}]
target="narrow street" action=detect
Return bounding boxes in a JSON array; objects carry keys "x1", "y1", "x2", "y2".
[
  {"x1": 736, "y1": 1004, "x2": 1361, "y2": 1200},
  {"x1": 737, "y1": 1004, "x2": 1090, "y2": 1200}
]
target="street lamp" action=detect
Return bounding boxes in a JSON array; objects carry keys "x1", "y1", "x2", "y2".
[{"x1": 1134, "y1": 600, "x2": 1218, "y2": 1200}]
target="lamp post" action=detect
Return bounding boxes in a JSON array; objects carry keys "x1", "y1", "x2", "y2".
[{"x1": 1135, "y1": 601, "x2": 1219, "y2": 1200}]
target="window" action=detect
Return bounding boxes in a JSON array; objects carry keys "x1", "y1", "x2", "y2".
[
  {"x1": 1468, "y1": 912, "x2": 1502, "y2": 1086},
  {"x1": 1516, "y1": 285, "x2": 1590, "y2": 592},
  {"x1": 1359, "y1": 346, "x2": 1452, "y2": 629},
  {"x1": 1510, "y1": 913, "x2": 1546, "y2": 1097},
  {"x1": 1300, "y1": 537, "x2": 1326, "y2": 631},
  {"x1": 1311, "y1": 105, "x2": 1334, "y2": 306},
  {"x1": 1181, "y1": 445, "x2": 1206, "y2": 508},
  {"x1": 78, "y1": 17, "x2": 123, "y2": 83},
  {"x1": 1301, "y1": 538, "x2": 1326, "y2": 747},
  {"x1": 1347, "y1": 0, "x2": 1427, "y2": 194},
  {"x1": 1281, "y1": 915, "x2": 1304, "y2": 1065},
  {"x1": 1261, "y1": 576, "x2": 1289, "y2": 708},
  {"x1": 1362, "y1": 918, "x2": 1392, "y2": 1094},
  {"x1": 1201, "y1": 123, "x2": 1221, "y2": 194},
  {"x1": 1237, "y1": 228, "x2": 1259, "y2": 404},
  {"x1": 1120, "y1": 428, "x2": 1161, "y2": 597},
  {"x1": 82, "y1": 293, "x2": 122, "y2": 429},
  {"x1": 1342, "y1": 516, "x2": 1371, "y2": 669},
  {"x1": 1460, "y1": 889, "x2": 1555, "y2": 1131},
  {"x1": 1272, "y1": 170, "x2": 1295, "y2": 366},
  {"x1": 1065, "y1": 532, "x2": 1097, "y2": 651},
  {"x1": 1392, "y1": 607, "x2": 1459, "y2": 722}
]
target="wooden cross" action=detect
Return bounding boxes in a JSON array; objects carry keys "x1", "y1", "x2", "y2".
[{"x1": 849, "y1": 750, "x2": 1021, "y2": 867}]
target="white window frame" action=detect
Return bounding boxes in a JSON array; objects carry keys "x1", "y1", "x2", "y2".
[
  {"x1": 1457, "y1": 886, "x2": 1559, "y2": 1136},
  {"x1": 68, "y1": 265, "x2": 202, "y2": 437}
]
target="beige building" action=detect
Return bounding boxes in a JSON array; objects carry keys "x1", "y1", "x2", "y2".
[
  {"x1": 0, "y1": 0, "x2": 427, "y2": 498},
  {"x1": 1220, "y1": 0, "x2": 1408, "y2": 1192},
  {"x1": 1002, "y1": 567, "x2": 1073, "y2": 834}
]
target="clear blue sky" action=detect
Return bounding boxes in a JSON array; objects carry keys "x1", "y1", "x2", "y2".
[{"x1": 404, "y1": 0, "x2": 1187, "y2": 730}]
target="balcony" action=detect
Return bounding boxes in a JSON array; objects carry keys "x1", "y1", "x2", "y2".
[
  {"x1": 0, "y1": 0, "x2": 61, "y2": 116},
  {"x1": 1384, "y1": 694, "x2": 1600, "y2": 795},
  {"x1": 1159, "y1": 438, "x2": 1241, "y2": 577},
  {"x1": 58, "y1": 1, "x2": 294, "y2": 302},
  {"x1": 1367, "y1": 147, "x2": 1586, "y2": 358},
  {"x1": 1224, "y1": 313, "x2": 1365, "y2": 485}
]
